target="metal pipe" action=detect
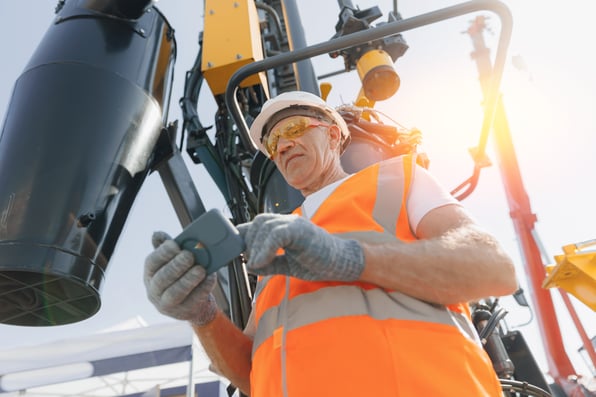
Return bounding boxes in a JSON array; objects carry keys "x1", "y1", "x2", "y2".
[
  {"x1": 279, "y1": 0, "x2": 319, "y2": 93},
  {"x1": 224, "y1": 0, "x2": 513, "y2": 155}
]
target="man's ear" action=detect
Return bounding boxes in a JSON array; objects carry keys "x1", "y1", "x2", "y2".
[{"x1": 327, "y1": 124, "x2": 343, "y2": 151}]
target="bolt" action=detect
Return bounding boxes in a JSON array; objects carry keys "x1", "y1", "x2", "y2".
[{"x1": 77, "y1": 212, "x2": 96, "y2": 228}]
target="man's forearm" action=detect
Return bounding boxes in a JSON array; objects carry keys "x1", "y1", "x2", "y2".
[
  {"x1": 359, "y1": 224, "x2": 518, "y2": 305},
  {"x1": 192, "y1": 310, "x2": 253, "y2": 395}
]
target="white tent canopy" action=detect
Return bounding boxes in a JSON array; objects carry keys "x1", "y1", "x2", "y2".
[{"x1": 0, "y1": 321, "x2": 228, "y2": 396}]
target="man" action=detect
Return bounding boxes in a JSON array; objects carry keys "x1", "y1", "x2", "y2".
[{"x1": 144, "y1": 91, "x2": 518, "y2": 396}]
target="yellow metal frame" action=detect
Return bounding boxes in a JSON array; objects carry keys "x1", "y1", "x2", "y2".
[
  {"x1": 201, "y1": 0, "x2": 268, "y2": 96},
  {"x1": 543, "y1": 239, "x2": 596, "y2": 311}
]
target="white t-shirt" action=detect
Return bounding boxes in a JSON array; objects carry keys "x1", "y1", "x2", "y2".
[{"x1": 301, "y1": 163, "x2": 460, "y2": 236}]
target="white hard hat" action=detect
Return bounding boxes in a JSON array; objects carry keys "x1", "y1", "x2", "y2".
[{"x1": 248, "y1": 91, "x2": 350, "y2": 157}]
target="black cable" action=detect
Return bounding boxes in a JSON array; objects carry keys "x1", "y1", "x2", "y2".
[
  {"x1": 479, "y1": 307, "x2": 508, "y2": 340},
  {"x1": 179, "y1": 46, "x2": 205, "y2": 150},
  {"x1": 489, "y1": 297, "x2": 500, "y2": 312},
  {"x1": 255, "y1": 2, "x2": 283, "y2": 37},
  {"x1": 255, "y1": 1, "x2": 285, "y2": 59}
]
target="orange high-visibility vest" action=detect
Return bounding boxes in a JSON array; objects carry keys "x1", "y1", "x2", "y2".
[{"x1": 250, "y1": 155, "x2": 502, "y2": 397}]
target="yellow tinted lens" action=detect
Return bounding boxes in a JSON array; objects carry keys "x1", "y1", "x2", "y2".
[{"x1": 264, "y1": 116, "x2": 313, "y2": 157}]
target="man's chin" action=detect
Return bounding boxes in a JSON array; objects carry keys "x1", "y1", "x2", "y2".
[{"x1": 285, "y1": 173, "x2": 309, "y2": 191}]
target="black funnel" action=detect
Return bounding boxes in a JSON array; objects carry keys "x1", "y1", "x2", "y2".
[{"x1": 0, "y1": 1, "x2": 176, "y2": 325}]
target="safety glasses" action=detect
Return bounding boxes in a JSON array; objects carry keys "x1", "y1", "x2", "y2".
[{"x1": 263, "y1": 115, "x2": 331, "y2": 158}]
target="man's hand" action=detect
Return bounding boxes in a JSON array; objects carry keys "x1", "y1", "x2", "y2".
[
  {"x1": 237, "y1": 214, "x2": 365, "y2": 281},
  {"x1": 144, "y1": 231, "x2": 217, "y2": 326}
]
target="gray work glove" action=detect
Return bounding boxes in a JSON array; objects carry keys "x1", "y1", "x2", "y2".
[
  {"x1": 237, "y1": 213, "x2": 365, "y2": 281},
  {"x1": 143, "y1": 231, "x2": 217, "y2": 326}
]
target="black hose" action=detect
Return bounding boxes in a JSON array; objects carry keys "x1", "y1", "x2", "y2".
[{"x1": 179, "y1": 47, "x2": 205, "y2": 150}]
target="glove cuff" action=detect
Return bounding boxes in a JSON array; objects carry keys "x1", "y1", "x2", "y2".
[
  {"x1": 189, "y1": 293, "x2": 218, "y2": 327},
  {"x1": 337, "y1": 239, "x2": 366, "y2": 281}
]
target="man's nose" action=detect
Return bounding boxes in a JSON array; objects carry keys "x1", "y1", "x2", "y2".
[{"x1": 276, "y1": 136, "x2": 295, "y2": 154}]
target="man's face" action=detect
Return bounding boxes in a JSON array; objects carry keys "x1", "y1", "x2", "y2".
[{"x1": 265, "y1": 116, "x2": 338, "y2": 191}]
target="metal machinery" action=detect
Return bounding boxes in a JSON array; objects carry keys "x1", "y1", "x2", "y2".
[{"x1": 0, "y1": 0, "x2": 594, "y2": 396}]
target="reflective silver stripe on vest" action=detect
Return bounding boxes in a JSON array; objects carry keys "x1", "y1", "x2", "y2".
[
  {"x1": 334, "y1": 230, "x2": 399, "y2": 244},
  {"x1": 253, "y1": 276, "x2": 272, "y2": 302},
  {"x1": 253, "y1": 284, "x2": 480, "y2": 354},
  {"x1": 373, "y1": 157, "x2": 409, "y2": 235},
  {"x1": 300, "y1": 156, "x2": 409, "y2": 230},
  {"x1": 280, "y1": 277, "x2": 290, "y2": 397}
]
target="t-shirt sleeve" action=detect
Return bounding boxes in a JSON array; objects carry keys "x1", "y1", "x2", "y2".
[{"x1": 406, "y1": 164, "x2": 461, "y2": 234}]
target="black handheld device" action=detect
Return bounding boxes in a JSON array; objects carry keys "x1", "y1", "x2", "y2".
[{"x1": 174, "y1": 209, "x2": 246, "y2": 274}]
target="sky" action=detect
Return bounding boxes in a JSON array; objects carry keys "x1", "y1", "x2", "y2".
[{"x1": 0, "y1": 0, "x2": 595, "y2": 389}]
